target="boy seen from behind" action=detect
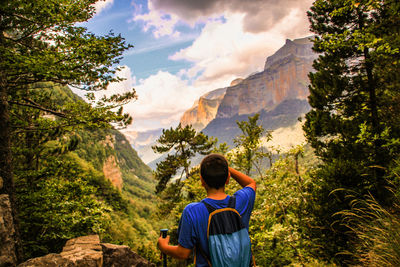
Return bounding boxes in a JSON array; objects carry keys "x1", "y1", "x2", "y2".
[{"x1": 158, "y1": 153, "x2": 256, "y2": 266}]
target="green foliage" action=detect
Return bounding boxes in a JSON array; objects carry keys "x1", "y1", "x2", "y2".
[
  {"x1": 231, "y1": 113, "x2": 272, "y2": 176},
  {"x1": 15, "y1": 154, "x2": 111, "y2": 259},
  {"x1": 163, "y1": 142, "x2": 332, "y2": 266},
  {"x1": 7, "y1": 81, "x2": 164, "y2": 263},
  {"x1": 152, "y1": 124, "x2": 216, "y2": 193},
  {"x1": 303, "y1": 0, "x2": 400, "y2": 262},
  {"x1": 250, "y1": 147, "x2": 321, "y2": 266}
]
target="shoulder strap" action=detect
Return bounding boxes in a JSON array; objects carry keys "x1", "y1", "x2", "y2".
[
  {"x1": 202, "y1": 201, "x2": 216, "y2": 214},
  {"x1": 196, "y1": 244, "x2": 212, "y2": 267},
  {"x1": 228, "y1": 195, "x2": 236, "y2": 209},
  {"x1": 202, "y1": 196, "x2": 236, "y2": 214}
]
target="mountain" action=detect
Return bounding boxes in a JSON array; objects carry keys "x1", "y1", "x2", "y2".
[
  {"x1": 180, "y1": 87, "x2": 227, "y2": 131},
  {"x1": 121, "y1": 128, "x2": 163, "y2": 164},
  {"x1": 203, "y1": 99, "x2": 310, "y2": 146},
  {"x1": 180, "y1": 36, "x2": 317, "y2": 145}
]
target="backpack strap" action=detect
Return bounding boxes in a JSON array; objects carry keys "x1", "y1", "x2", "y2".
[
  {"x1": 195, "y1": 244, "x2": 213, "y2": 267},
  {"x1": 228, "y1": 195, "x2": 236, "y2": 209},
  {"x1": 202, "y1": 196, "x2": 237, "y2": 213},
  {"x1": 197, "y1": 196, "x2": 237, "y2": 266},
  {"x1": 202, "y1": 201, "x2": 216, "y2": 214}
]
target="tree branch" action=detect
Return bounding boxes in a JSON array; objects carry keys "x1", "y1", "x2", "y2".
[{"x1": 8, "y1": 99, "x2": 67, "y2": 118}]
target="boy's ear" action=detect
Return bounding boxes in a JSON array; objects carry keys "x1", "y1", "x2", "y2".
[{"x1": 200, "y1": 175, "x2": 206, "y2": 187}]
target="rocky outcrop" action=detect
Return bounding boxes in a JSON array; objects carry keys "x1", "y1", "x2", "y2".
[
  {"x1": 101, "y1": 243, "x2": 154, "y2": 267},
  {"x1": 103, "y1": 155, "x2": 123, "y2": 190},
  {"x1": 18, "y1": 235, "x2": 155, "y2": 267},
  {"x1": 216, "y1": 36, "x2": 317, "y2": 119},
  {"x1": 0, "y1": 194, "x2": 17, "y2": 267},
  {"x1": 180, "y1": 87, "x2": 227, "y2": 131},
  {"x1": 264, "y1": 37, "x2": 315, "y2": 70},
  {"x1": 179, "y1": 36, "x2": 316, "y2": 140}
]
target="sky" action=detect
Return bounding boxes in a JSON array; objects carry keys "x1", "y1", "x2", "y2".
[{"x1": 84, "y1": 0, "x2": 314, "y2": 132}]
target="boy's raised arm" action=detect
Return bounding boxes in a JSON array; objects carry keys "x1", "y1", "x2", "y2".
[{"x1": 228, "y1": 167, "x2": 256, "y2": 191}]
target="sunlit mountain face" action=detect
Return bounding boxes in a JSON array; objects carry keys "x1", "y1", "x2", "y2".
[{"x1": 82, "y1": 0, "x2": 314, "y2": 133}]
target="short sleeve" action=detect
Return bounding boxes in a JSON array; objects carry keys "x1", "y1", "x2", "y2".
[
  {"x1": 234, "y1": 187, "x2": 256, "y2": 229},
  {"x1": 177, "y1": 205, "x2": 196, "y2": 249}
]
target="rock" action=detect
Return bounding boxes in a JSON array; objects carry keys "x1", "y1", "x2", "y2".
[
  {"x1": 18, "y1": 253, "x2": 74, "y2": 267},
  {"x1": 0, "y1": 194, "x2": 17, "y2": 267},
  {"x1": 180, "y1": 36, "x2": 317, "y2": 135},
  {"x1": 18, "y1": 235, "x2": 155, "y2": 267},
  {"x1": 217, "y1": 37, "x2": 317, "y2": 119},
  {"x1": 60, "y1": 235, "x2": 103, "y2": 267},
  {"x1": 101, "y1": 243, "x2": 155, "y2": 267},
  {"x1": 180, "y1": 87, "x2": 227, "y2": 131},
  {"x1": 102, "y1": 155, "x2": 123, "y2": 190}
]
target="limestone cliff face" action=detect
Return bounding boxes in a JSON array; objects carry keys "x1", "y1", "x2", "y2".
[
  {"x1": 180, "y1": 87, "x2": 227, "y2": 131},
  {"x1": 103, "y1": 155, "x2": 123, "y2": 190},
  {"x1": 217, "y1": 36, "x2": 317, "y2": 119},
  {"x1": 100, "y1": 134, "x2": 123, "y2": 190},
  {"x1": 180, "y1": 36, "x2": 316, "y2": 133}
]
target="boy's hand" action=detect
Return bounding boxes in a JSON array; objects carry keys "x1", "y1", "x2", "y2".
[
  {"x1": 158, "y1": 235, "x2": 170, "y2": 251},
  {"x1": 228, "y1": 167, "x2": 256, "y2": 191}
]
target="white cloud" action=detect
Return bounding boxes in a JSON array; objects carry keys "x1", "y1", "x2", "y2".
[
  {"x1": 171, "y1": 11, "x2": 311, "y2": 89},
  {"x1": 92, "y1": 0, "x2": 114, "y2": 15},
  {"x1": 96, "y1": 1, "x2": 314, "y2": 132},
  {"x1": 91, "y1": 66, "x2": 135, "y2": 100},
  {"x1": 123, "y1": 71, "x2": 200, "y2": 130},
  {"x1": 132, "y1": 1, "x2": 181, "y2": 38}
]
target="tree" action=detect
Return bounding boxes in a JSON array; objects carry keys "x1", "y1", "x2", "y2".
[
  {"x1": 303, "y1": 0, "x2": 400, "y2": 262},
  {"x1": 152, "y1": 124, "x2": 215, "y2": 194},
  {"x1": 232, "y1": 114, "x2": 271, "y2": 176},
  {"x1": 0, "y1": 0, "x2": 135, "y2": 261}
]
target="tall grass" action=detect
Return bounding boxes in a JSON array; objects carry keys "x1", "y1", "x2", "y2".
[{"x1": 338, "y1": 192, "x2": 400, "y2": 266}]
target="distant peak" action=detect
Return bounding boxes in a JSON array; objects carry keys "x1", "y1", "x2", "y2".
[
  {"x1": 230, "y1": 78, "x2": 244, "y2": 86},
  {"x1": 264, "y1": 35, "x2": 315, "y2": 70}
]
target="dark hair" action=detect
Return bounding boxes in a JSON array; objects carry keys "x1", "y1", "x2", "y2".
[{"x1": 200, "y1": 153, "x2": 229, "y2": 189}]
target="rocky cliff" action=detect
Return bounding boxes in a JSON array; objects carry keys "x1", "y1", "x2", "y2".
[
  {"x1": 180, "y1": 87, "x2": 227, "y2": 131},
  {"x1": 216, "y1": 36, "x2": 316, "y2": 119},
  {"x1": 179, "y1": 36, "x2": 316, "y2": 139}
]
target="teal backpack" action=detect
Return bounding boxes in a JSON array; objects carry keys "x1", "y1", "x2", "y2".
[{"x1": 197, "y1": 196, "x2": 255, "y2": 267}]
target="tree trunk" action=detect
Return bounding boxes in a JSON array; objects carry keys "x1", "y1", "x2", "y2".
[{"x1": 0, "y1": 77, "x2": 23, "y2": 262}]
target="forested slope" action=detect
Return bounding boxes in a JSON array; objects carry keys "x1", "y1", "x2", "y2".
[{"x1": 11, "y1": 83, "x2": 164, "y2": 263}]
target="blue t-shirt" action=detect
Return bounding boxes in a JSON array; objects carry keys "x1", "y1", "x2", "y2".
[{"x1": 177, "y1": 187, "x2": 256, "y2": 267}]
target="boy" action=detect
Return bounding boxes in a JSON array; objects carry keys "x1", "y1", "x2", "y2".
[{"x1": 158, "y1": 153, "x2": 256, "y2": 266}]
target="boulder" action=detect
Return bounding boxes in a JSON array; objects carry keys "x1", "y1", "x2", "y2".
[
  {"x1": 18, "y1": 253, "x2": 74, "y2": 267},
  {"x1": 60, "y1": 235, "x2": 103, "y2": 267},
  {"x1": 101, "y1": 243, "x2": 155, "y2": 267},
  {"x1": 18, "y1": 235, "x2": 154, "y2": 267},
  {"x1": 0, "y1": 194, "x2": 17, "y2": 267}
]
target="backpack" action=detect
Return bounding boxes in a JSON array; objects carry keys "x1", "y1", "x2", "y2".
[{"x1": 196, "y1": 196, "x2": 255, "y2": 267}]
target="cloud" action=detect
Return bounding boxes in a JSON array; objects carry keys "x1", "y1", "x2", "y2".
[
  {"x1": 92, "y1": 0, "x2": 114, "y2": 15},
  {"x1": 123, "y1": 71, "x2": 200, "y2": 130},
  {"x1": 115, "y1": 1, "x2": 315, "y2": 131},
  {"x1": 150, "y1": 0, "x2": 313, "y2": 33},
  {"x1": 91, "y1": 66, "x2": 135, "y2": 99},
  {"x1": 132, "y1": 1, "x2": 181, "y2": 38},
  {"x1": 171, "y1": 11, "x2": 310, "y2": 89}
]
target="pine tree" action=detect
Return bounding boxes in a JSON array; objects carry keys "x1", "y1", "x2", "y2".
[
  {"x1": 152, "y1": 124, "x2": 215, "y2": 194},
  {"x1": 304, "y1": 0, "x2": 400, "y2": 262}
]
